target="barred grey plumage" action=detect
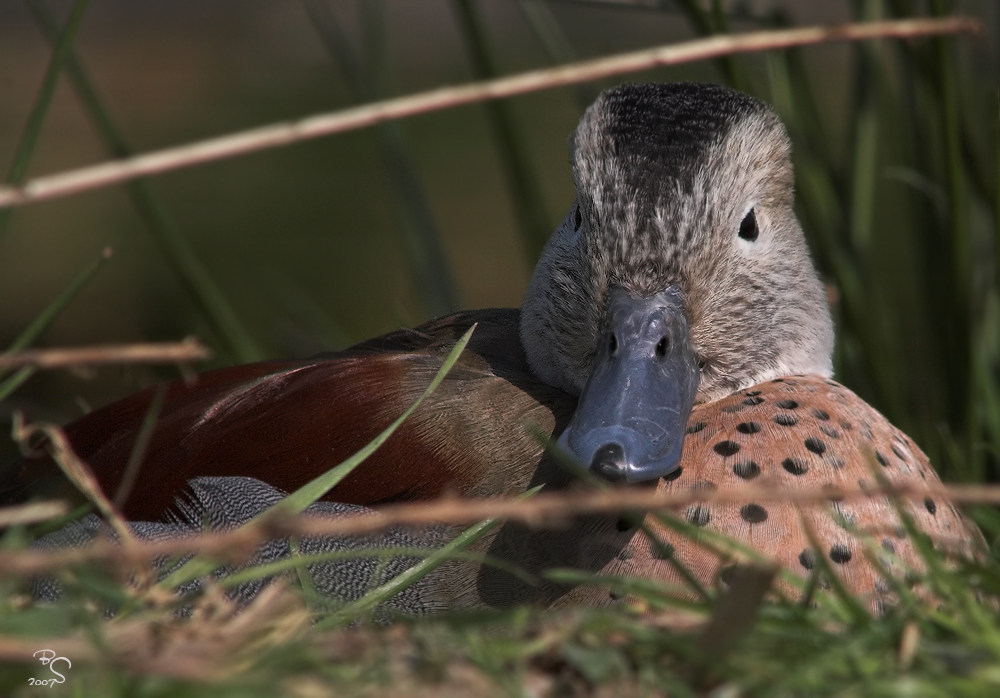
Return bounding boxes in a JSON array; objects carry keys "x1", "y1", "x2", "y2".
[{"x1": 33, "y1": 476, "x2": 447, "y2": 620}]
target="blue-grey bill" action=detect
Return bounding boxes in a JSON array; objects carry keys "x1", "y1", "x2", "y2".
[{"x1": 558, "y1": 286, "x2": 700, "y2": 483}]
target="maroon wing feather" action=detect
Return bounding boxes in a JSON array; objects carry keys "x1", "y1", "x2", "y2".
[{"x1": 4, "y1": 309, "x2": 574, "y2": 520}]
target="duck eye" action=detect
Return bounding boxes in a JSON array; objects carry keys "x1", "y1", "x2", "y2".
[
  {"x1": 738, "y1": 208, "x2": 758, "y2": 241},
  {"x1": 574, "y1": 206, "x2": 583, "y2": 232}
]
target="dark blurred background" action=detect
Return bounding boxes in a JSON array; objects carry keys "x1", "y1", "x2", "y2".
[{"x1": 0, "y1": 1, "x2": 997, "y2": 480}]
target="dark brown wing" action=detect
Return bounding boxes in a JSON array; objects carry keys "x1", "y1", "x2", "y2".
[{"x1": 4, "y1": 309, "x2": 574, "y2": 520}]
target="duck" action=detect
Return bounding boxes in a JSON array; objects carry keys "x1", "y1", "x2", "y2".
[{"x1": 3, "y1": 82, "x2": 982, "y2": 614}]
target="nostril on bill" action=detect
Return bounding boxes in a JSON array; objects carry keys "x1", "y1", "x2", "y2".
[
  {"x1": 655, "y1": 336, "x2": 669, "y2": 357},
  {"x1": 591, "y1": 443, "x2": 627, "y2": 482}
]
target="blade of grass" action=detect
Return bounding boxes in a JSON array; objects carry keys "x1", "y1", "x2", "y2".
[
  {"x1": 764, "y1": 46, "x2": 869, "y2": 370},
  {"x1": 674, "y1": 0, "x2": 748, "y2": 89},
  {"x1": 4, "y1": 249, "x2": 111, "y2": 357},
  {"x1": 542, "y1": 567, "x2": 705, "y2": 611},
  {"x1": 862, "y1": 452, "x2": 998, "y2": 648},
  {"x1": 276, "y1": 324, "x2": 476, "y2": 514},
  {"x1": 637, "y1": 519, "x2": 712, "y2": 603},
  {"x1": 695, "y1": 563, "x2": 777, "y2": 661},
  {"x1": 844, "y1": 2, "x2": 907, "y2": 421},
  {"x1": 10, "y1": 415, "x2": 135, "y2": 545},
  {"x1": 157, "y1": 324, "x2": 476, "y2": 591},
  {"x1": 0, "y1": 0, "x2": 89, "y2": 237},
  {"x1": 930, "y1": 12, "x2": 975, "y2": 453},
  {"x1": 516, "y1": 0, "x2": 598, "y2": 111},
  {"x1": 218, "y1": 545, "x2": 532, "y2": 594},
  {"x1": 979, "y1": 88, "x2": 1000, "y2": 471},
  {"x1": 0, "y1": 367, "x2": 35, "y2": 403},
  {"x1": 1, "y1": 246, "x2": 112, "y2": 398},
  {"x1": 994, "y1": 89, "x2": 999, "y2": 300},
  {"x1": 848, "y1": 0, "x2": 882, "y2": 258},
  {"x1": 797, "y1": 513, "x2": 873, "y2": 626},
  {"x1": 25, "y1": 0, "x2": 264, "y2": 363},
  {"x1": 8, "y1": 478, "x2": 998, "y2": 581},
  {"x1": 884, "y1": 0, "x2": 995, "y2": 480},
  {"x1": 111, "y1": 387, "x2": 166, "y2": 511},
  {"x1": 321, "y1": 513, "x2": 508, "y2": 626},
  {"x1": 451, "y1": 0, "x2": 553, "y2": 260},
  {"x1": 0, "y1": 339, "x2": 209, "y2": 370},
  {"x1": 301, "y1": 0, "x2": 458, "y2": 317}
]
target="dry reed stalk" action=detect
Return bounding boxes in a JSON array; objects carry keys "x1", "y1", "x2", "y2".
[
  {"x1": 1, "y1": 478, "x2": 994, "y2": 577},
  {"x1": 0, "y1": 17, "x2": 979, "y2": 210},
  {"x1": 0, "y1": 337, "x2": 210, "y2": 369}
]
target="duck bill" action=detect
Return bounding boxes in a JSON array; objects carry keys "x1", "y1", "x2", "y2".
[{"x1": 557, "y1": 286, "x2": 699, "y2": 483}]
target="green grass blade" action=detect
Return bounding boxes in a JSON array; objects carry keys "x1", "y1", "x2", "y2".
[
  {"x1": 111, "y1": 387, "x2": 166, "y2": 511},
  {"x1": 4, "y1": 247, "x2": 110, "y2": 356},
  {"x1": 674, "y1": 0, "x2": 748, "y2": 89},
  {"x1": 26, "y1": 0, "x2": 264, "y2": 363},
  {"x1": 157, "y1": 324, "x2": 476, "y2": 591},
  {"x1": 847, "y1": 34, "x2": 880, "y2": 256},
  {"x1": 451, "y1": 0, "x2": 553, "y2": 260},
  {"x1": 0, "y1": 0, "x2": 90, "y2": 237},
  {"x1": 301, "y1": 0, "x2": 458, "y2": 317},
  {"x1": 276, "y1": 323, "x2": 475, "y2": 514},
  {"x1": 516, "y1": 0, "x2": 597, "y2": 111},
  {"x1": 0, "y1": 244, "x2": 112, "y2": 397},
  {"x1": 124, "y1": 193, "x2": 265, "y2": 362},
  {"x1": 0, "y1": 367, "x2": 35, "y2": 402},
  {"x1": 323, "y1": 514, "x2": 505, "y2": 626}
]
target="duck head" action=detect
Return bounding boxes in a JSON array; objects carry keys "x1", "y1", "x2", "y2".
[{"x1": 521, "y1": 82, "x2": 834, "y2": 483}]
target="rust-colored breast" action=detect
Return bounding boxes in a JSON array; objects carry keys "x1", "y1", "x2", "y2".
[
  {"x1": 577, "y1": 375, "x2": 981, "y2": 612},
  {"x1": 443, "y1": 375, "x2": 981, "y2": 612}
]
